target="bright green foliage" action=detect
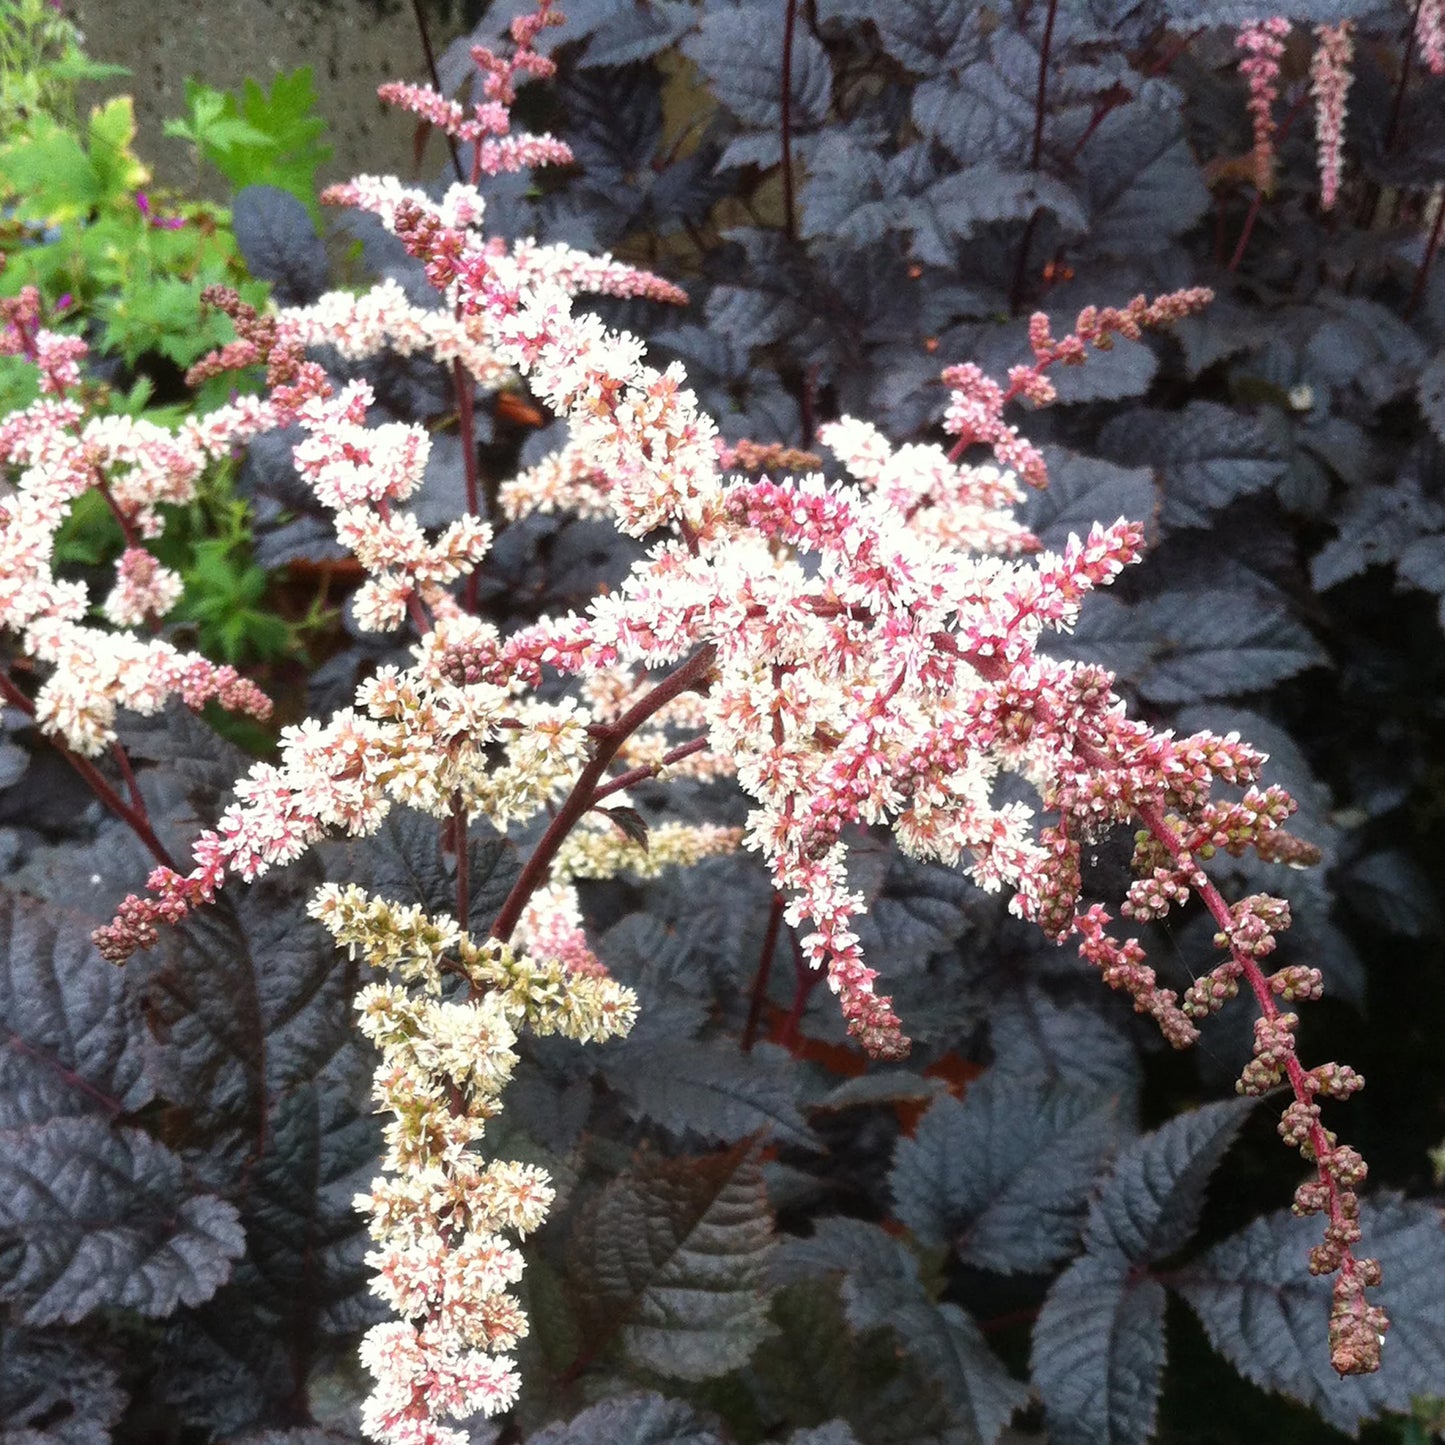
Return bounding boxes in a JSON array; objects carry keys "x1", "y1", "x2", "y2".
[
  {"x1": 154, "y1": 471, "x2": 314, "y2": 666},
  {"x1": 0, "y1": 0, "x2": 127, "y2": 132},
  {"x1": 0, "y1": 29, "x2": 333, "y2": 689},
  {"x1": 0, "y1": 89, "x2": 267, "y2": 394},
  {"x1": 173, "y1": 536, "x2": 296, "y2": 665},
  {"x1": 165, "y1": 69, "x2": 333, "y2": 220}
]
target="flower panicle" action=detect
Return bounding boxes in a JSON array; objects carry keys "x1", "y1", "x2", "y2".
[
  {"x1": 1311, "y1": 22, "x2": 1355, "y2": 211},
  {"x1": 1236, "y1": 17, "x2": 1292, "y2": 193},
  {"x1": 310, "y1": 885, "x2": 635, "y2": 1444},
  {"x1": 940, "y1": 288, "x2": 1213, "y2": 485}
]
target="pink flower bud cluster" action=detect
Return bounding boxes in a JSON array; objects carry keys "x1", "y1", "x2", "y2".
[
  {"x1": 1310, "y1": 22, "x2": 1355, "y2": 210},
  {"x1": 1236, "y1": 18, "x2": 1292, "y2": 193},
  {"x1": 376, "y1": 0, "x2": 570, "y2": 186},
  {"x1": 940, "y1": 290, "x2": 1213, "y2": 485},
  {"x1": 1416, "y1": 0, "x2": 1445, "y2": 75},
  {"x1": 1124, "y1": 793, "x2": 1385, "y2": 1375},
  {"x1": 0, "y1": 282, "x2": 86, "y2": 394}
]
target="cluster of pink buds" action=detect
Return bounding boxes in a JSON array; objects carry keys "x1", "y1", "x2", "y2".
[
  {"x1": 940, "y1": 290, "x2": 1214, "y2": 485},
  {"x1": 1417, "y1": 0, "x2": 1445, "y2": 75},
  {"x1": 378, "y1": 0, "x2": 570, "y2": 181},
  {"x1": 1311, "y1": 22, "x2": 1355, "y2": 209},
  {"x1": 1236, "y1": 18, "x2": 1292, "y2": 193}
]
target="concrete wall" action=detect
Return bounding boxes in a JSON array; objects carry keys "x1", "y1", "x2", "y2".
[{"x1": 67, "y1": 0, "x2": 474, "y2": 195}]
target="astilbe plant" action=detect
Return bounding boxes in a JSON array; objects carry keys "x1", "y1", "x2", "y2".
[{"x1": 0, "y1": 5, "x2": 1394, "y2": 1441}]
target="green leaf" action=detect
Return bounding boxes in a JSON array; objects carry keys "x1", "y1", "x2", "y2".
[
  {"x1": 183, "y1": 69, "x2": 331, "y2": 218},
  {"x1": 0, "y1": 118, "x2": 98, "y2": 219},
  {"x1": 567, "y1": 1141, "x2": 776, "y2": 1381},
  {"x1": 85, "y1": 95, "x2": 147, "y2": 199}
]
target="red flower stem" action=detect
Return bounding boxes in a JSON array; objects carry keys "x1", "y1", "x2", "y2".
[
  {"x1": 1228, "y1": 89, "x2": 1309, "y2": 273},
  {"x1": 587, "y1": 734, "x2": 711, "y2": 804},
  {"x1": 742, "y1": 890, "x2": 785, "y2": 1053},
  {"x1": 1029, "y1": 0, "x2": 1059, "y2": 174},
  {"x1": 94, "y1": 478, "x2": 143, "y2": 550},
  {"x1": 1007, "y1": 0, "x2": 1059, "y2": 314},
  {"x1": 1226, "y1": 190, "x2": 1265, "y2": 274},
  {"x1": 780, "y1": 0, "x2": 799, "y2": 246},
  {"x1": 0, "y1": 667, "x2": 177, "y2": 873},
  {"x1": 778, "y1": 923, "x2": 818, "y2": 1050},
  {"x1": 452, "y1": 790, "x2": 470, "y2": 929},
  {"x1": 1130, "y1": 792, "x2": 1370, "y2": 1309},
  {"x1": 111, "y1": 740, "x2": 146, "y2": 813},
  {"x1": 408, "y1": 0, "x2": 465, "y2": 185},
  {"x1": 1065, "y1": 30, "x2": 1202, "y2": 165},
  {"x1": 1405, "y1": 195, "x2": 1445, "y2": 317},
  {"x1": 488, "y1": 644, "x2": 718, "y2": 943}
]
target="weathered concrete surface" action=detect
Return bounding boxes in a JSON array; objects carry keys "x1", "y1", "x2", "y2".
[{"x1": 67, "y1": 0, "x2": 473, "y2": 195}]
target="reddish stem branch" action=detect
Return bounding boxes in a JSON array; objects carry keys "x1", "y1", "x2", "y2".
[
  {"x1": 1405, "y1": 196, "x2": 1445, "y2": 317},
  {"x1": 452, "y1": 790, "x2": 471, "y2": 929},
  {"x1": 0, "y1": 668, "x2": 177, "y2": 873},
  {"x1": 1030, "y1": 0, "x2": 1059, "y2": 173},
  {"x1": 1132, "y1": 795, "x2": 1373, "y2": 1329},
  {"x1": 742, "y1": 890, "x2": 785, "y2": 1053},
  {"x1": 111, "y1": 740, "x2": 146, "y2": 813},
  {"x1": 408, "y1": 0, "x2": 466, "y2": 185},
  {"x1": 1007, "y1": 0, "x2": 1059, "y2": 314},
  {"x1": 1227, "y1": 89, "x2": 1309, "y2": 273},
  {"x1": 489, "y1": 645, "x2": 718, "y2": 942},
  {"x1": 588, "y1": 734, "x2": 711, "y2": 804},
  {"x1": 94, "y1": 478, "x2": 143, "y2": 551},
  {"x1": 778, "y1": 924, "x2": 819, "y2": 1050}
]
